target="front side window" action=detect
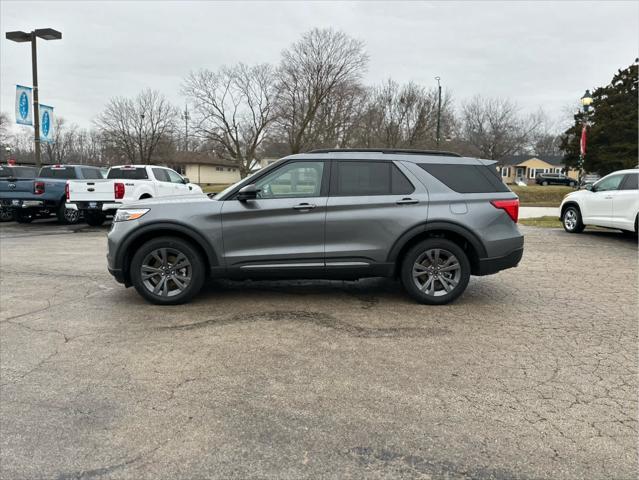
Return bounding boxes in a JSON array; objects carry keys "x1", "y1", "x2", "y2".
[
  {"x1": 255, "y1": 161, "x2": 324, "y2": 199},
  {"x1": 167, "y1": 169, "x2": 185, "y2": 184},
  {"x1": 594, "y1": 175, "x2": 624, "y2": 192}
]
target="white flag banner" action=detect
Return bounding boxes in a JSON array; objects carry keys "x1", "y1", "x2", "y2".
[
  {"x1": 39, "y1": 104, "x2": 54, "y2": 144},
  {"x1": 15, "y1": 85, "x2": 33, "y2": 125}
]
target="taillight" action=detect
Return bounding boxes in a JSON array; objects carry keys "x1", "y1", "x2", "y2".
[
  {"x1": 65, "y1": 182, "x2": 70, "y2": 200},
  {"x1": 114, "y1": 182, "x2": 125, "y2": 200},
  {"x1": 34, "y1": 181, "x2": 45, "y2": 195},
  {"x1": 491, "y1": 199, "x2": 519, "y2": 223}
]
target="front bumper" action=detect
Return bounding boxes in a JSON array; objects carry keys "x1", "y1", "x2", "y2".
[{"x1": 476, "y1": 248, "x2": 524, "y2": 276}]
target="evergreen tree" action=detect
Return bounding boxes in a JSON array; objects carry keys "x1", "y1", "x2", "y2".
[{"x1": 560, "y1": 62, "x2": 638, "y2": 175}]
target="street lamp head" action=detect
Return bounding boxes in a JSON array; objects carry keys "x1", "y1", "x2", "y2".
[
  {"x1": 6, "y1": 31, "x2": 31, "y2": 42},
  {"x1": 580, "y1": 90, "x2": 593, "y2": 108},
  {"x1": 34, "y1": 28, "x2": 62, "y2": 40}
]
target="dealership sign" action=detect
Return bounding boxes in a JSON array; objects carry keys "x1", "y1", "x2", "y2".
[
  {"x1": 39, "y1": 104, "x2": 54, "y2": 143},
  {"x1": 15, "y1": 85, "x2": 33, "y2": 125}
]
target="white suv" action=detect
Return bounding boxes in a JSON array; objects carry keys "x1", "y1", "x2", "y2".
[{"x1": 560, "y1": 169, "x2": 638, "y2": 235}]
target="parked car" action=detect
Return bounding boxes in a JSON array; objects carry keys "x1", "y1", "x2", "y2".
[
  {"x1": 535, "y1": 172, "x2": 577, "y2": 187},
  {"x1": 0, "y1": 165, "x2": 38, "y2": 222},
  {"x1": 66, "y1": 165, "x2": 204, "y2": 226},
  {"x1": 4, "y1": 164, "x2": 104, "y2": 224},
  {"x1": 107, "y1": 149, "x2": 524, "y2": 305},
  {"x1": 560, "y1": 169, "x2": 638, "y2": 235}
]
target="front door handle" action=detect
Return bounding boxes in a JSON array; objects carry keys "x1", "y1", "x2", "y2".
[
  {"x1": 604, "y1": 196, "x2": 613, "y2": 199},
  {"x1": 396, "y1": 198, "x2": 419, "y2": 205},
  {"x1": 293, "y1": 203, "x2": 316, "y2": 211}
]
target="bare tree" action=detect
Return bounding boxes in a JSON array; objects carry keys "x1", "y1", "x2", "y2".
[
  {"x1": 94, "y1": 89, "x2": 177, "y2": 164},
  {"x1": 460, "y1": 96, "x2": 542, "y2": 160},
  {"x1": 276, "y1": 28, "x2": 368, "y2": 153},
  {"x1": 43, "y1": 117, "x2": 79, "y2": 164},
  {"x1": 183, "y1": 63, "x2": 276, "y2": 177}
]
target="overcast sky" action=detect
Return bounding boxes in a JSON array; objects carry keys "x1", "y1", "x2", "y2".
[{"x1": 1, "y1": 1, "x2": 637, "y2": 133}]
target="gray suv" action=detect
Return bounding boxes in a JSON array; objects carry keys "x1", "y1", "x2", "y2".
[{"x1": 107, "y1": 149, "x2": 524, "y2": 305}]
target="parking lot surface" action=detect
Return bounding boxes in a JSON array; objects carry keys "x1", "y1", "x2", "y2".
[{"x1": 0, "y1": 220, "x2": 637, "y2": 480}]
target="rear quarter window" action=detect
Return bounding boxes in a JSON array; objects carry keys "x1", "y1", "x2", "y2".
[
  {"x1": 107, "y1": 168, "x2": 149, "y2": 180},
  {"x1": 418, "y1": 163, "x2": 509, "y2": 193}
]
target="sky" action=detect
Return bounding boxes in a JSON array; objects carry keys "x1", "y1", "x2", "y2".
[{"x1": 1, "y1": 1, "x2": 637, "y2": 134}]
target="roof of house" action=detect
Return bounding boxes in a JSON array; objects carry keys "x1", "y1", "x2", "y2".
[
  {"x1": 498, "y1": 154, "x2": 565, "y2": 167},
  {"x1": 170, "y1": 152, "x2": 239, "y2": 167}
]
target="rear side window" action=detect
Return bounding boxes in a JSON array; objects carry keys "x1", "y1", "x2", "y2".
[
  {"x1": 39, "y1": 167, "x2": 77, "y2": 179},
  {"x1": 620, "y1": 173, "x2": 638, "y2": 190},
  {"x1": 152, "y1": 168, "x2": 170, "y2": 182},
  {"x1": 418, "y1": 163, "x2": 509, "y2": 193},
  {"x1": 332, "y1": 161, "x2": 414, "y2": 196},
  {"x1": 107, "y1": 168, "x2": 148, "y2": 180},
  {"x1": 80, "y1": 168, "x2": 103, "y2": 179}
]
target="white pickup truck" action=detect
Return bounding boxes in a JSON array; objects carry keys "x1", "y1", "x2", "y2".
[{"x1": 66, "y1": 164, "x2": 204, "y2": 226}]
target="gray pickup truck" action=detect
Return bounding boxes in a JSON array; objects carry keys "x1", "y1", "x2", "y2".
[{"x1": 3, "y1": 164, "x2": 104, "y2": 224}]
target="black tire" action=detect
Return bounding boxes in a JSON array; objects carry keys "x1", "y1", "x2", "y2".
[
  {"x1": 562, "y1": 205, "x2": 585, "y2": 233},
  {"x1": 130, "y1": 236, "x2": 205, "y2": 305},
  {"x1": 0, "y1": 206, "x2": 14, "y2": 222},
  {"x1": 400, "y1": 238, "x2": 471, "y2": 305},
  {"x1": 14, "y1": 210, "x2": 33, "y2": 224},
  {"x1": 85, "y1": 212, "x2": 106, "y2": 227},
  {"x1": 56, "y1": 201, "x2": 80, "y2": 225}
]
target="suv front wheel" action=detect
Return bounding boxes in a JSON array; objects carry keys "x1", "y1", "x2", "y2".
[
  {"x1": 130, "y1": 236, "x2": 205, "y2": 305},
  {"x1": 400, "y1": 238, "x2": 471, "y2": 305},
  {"x1": 562, "y1": 206, "x2": 585, "y2": 233}
]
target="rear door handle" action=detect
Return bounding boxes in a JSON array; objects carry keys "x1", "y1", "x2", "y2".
[
  {"x1": 293, "y1": 203, "x2": 316, "y2": 210},
  {"x1": 396, "y1": 198, "x2": 419, "y2": 205}
]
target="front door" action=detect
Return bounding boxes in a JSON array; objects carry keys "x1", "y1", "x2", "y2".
[
  {"x1": 220, "y1": 160, "x2": 329, "y2": 272},
  {"x1": 583, "y1": 174, "x2": 624, "y2": 227}
]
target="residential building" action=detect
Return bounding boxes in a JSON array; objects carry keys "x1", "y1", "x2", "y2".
[{"x1": 496, "y1": 155, "x2": 578, "y2": 184}]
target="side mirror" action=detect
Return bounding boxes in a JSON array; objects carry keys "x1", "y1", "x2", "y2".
[
  {"x1": 182, "y1": 177, "x2": 190, "y2": 184},
  {"x1": 585, "y1": 183, "x2": 594, "y2": 191},
  {"x1": 237, "y1": 184, "x2": 260, "y2": 201}
]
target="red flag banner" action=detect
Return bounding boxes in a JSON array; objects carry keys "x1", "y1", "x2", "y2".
[{"x1": 580, "y1": 125, "x2": 587, "y2": 156}]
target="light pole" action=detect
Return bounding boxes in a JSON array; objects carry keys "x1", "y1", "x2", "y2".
[
  {"x1": 435, "y1": 76, "x2": 442, "y2": 149},
  {"x1": 6, "y1": 28, "x2": 62, "y2": 170},
  {"x1": 578, "y1": 89, "x2": 593, "y2": 185},
  {"x1": 181, "y1": 104, "x2": 190, "y2": 152}
]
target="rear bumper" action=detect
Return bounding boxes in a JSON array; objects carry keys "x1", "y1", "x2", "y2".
[
  {"x1": 476, "y1": 247, "x2": 524, "y2": 276},
  {"x1": 67, "y1": 202, "x2": 121, "y2": 212},
  {"x1": 2, "y1": 199, "x2": 45, "y2": 209}
]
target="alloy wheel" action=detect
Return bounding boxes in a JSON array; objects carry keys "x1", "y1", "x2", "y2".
[
  {"x1": 412, "y1": 248, "x2": 461, "y2": 297},
  {"x1": 64, "y1": 208, "x2": 80, "y2": 223},
  {"x1": 564, "y1": 209, "x2": 577, "y2": 230},
  {"x1": 140, "y1": 247, "x2": 192, "y2": 297}
]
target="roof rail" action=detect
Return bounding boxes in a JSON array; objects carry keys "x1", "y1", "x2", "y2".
[{"x1": 308, "y1": 148, "x2": 462, "y2": 157}]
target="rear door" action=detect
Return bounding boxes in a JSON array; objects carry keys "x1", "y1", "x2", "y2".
[
  {"x1": 324, "y1": 160, "x2": 426, "y2": 268},
  {"x1": 151, "y1": 168, "x2": 174, "y2": 196},
  {"x1": 583, "y1": 174, "x2": 624, "y2": 227},
  {"x1": 221, "y1": 160, "x2": 329, "y2": 271},
  {"x1": 612, "y1": 173, "x2": 639, "y2": 230}
]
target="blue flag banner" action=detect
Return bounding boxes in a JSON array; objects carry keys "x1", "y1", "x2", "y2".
[
  {"x1": 39, "y1": 104, "x2": 54, "y2": 144},
  {"x1": 15, "y1": 85, "x2": 33, "y2": 125}
]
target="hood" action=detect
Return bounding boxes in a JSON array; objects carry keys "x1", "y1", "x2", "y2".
[{"x1": 122, "y1": 193, "x2": 211, "y2": 209}]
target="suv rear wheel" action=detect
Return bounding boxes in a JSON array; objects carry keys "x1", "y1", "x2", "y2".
[
  {"x1": 130, "y1": 236, "x2": 205, "y2": 305},
  {"x1": 400, "y1": 238, "x2": 471, "y2": 305},
  {"x1": 562, "y1": 205, "x2": 585, "y2": 233}
]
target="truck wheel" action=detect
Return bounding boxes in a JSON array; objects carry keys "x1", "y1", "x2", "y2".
[
  {"x1": 400, "y1": 238, "x2": 471, "y2": 305},
  {"x1": 14, "y1": 210, "x2": 33, "y2": 224},
  {"x1": 57, "y1": 202, "x2": 80, "y2": 224},
  {"x1": 85, "y1": 212, "x2": 106, "y2": 227},
  {"x1": 130, "y1": 236, "x2": 205, "y2": 305},
  {"x1": 0, "y1": 206, "x2": 14, "y2": 222}
]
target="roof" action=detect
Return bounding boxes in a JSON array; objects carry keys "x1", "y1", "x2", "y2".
[
  {"x1": 171, "y1": 151, "x2": 239, "y2": 167},
  {"x1": 309, "y1": 148, "x2": 462, "y2": 157},
  {"x1": 498, "y1": 154, "x2": 566, "y2": 167},
  {"x1": 288, "y1": 150, "x2": 483, "y2": 165}
]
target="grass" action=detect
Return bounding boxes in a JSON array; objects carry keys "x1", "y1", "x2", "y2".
[
  {"x1": 201, "y1": 183, "x2": 232, "y2": 194},
  {"x1": 519, "y1": 216, "x2": 562, "y2": 228},
  {"x1": 511, "y1": 185, "x2": 574, "y2": 207}
]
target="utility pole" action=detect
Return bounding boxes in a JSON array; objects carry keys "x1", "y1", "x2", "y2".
[
  {"x1": 435, "y1": 76, "x2": 442, "y2": 149},
  {"x1": 181, "y1": 104, "x2": 190, "y2": 151}
]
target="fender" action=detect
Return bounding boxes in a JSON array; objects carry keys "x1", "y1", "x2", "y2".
[
  {"x1": 115, "y1": 221, "x2": 220, "y2": 273},
  {"x1": 387, "y1": 220, "x2": 488, "y2": 262}
]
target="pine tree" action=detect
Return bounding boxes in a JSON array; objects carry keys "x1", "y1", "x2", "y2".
[{"x1": 560, "y1": 61, "x2": 638, "y2": 175}]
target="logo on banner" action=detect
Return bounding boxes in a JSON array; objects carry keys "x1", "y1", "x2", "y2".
[
  {"x1": 39, "y1": 104, "x2": 55, "y2": 143},
  {"x1": 15, "y1": 85, "x2": 33, "y2": 125}
]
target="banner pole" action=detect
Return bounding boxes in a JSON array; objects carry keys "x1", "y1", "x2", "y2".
[{"x1": 30, "y1": 31, "x2": 41, "y2": 170}]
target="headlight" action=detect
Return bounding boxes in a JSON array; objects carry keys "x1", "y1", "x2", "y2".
[{"x1": 113, "y1": 208, "x2": 149, "y2": 222}]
